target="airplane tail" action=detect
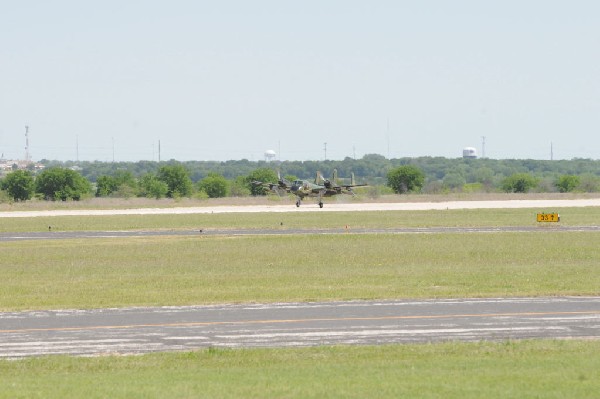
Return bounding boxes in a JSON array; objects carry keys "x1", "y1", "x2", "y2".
[{"x1": 315, "y1": 171, "x2": 326, "y2": 185}]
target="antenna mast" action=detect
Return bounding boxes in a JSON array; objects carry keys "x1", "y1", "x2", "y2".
[
  {"x1": 481, "y1": 136, "x2": 486, "y2": 159},
  {"x1": 25, "y1": 125, "x2": 31, "y2": 162}
]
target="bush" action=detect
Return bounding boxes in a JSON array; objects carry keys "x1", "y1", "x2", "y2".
[
  {"x1": 1, "y1": 170, "x2": 35, "y2": 201},
  {"x1": 501, "y1": 173, "x2": 538, "y2": 193},
  {"x1": 35, "y1": 167, "x2": 92, "y2": 201},
  {"x1": 230, "y1": 178, "x2": 251, "y2": 197},
  {"x1": 386, "y1": 165, "x2": 425, "y2": 194},
  {"x1": 555, "y1": 175, "x2": 580, "y2": 193},
  {"x1": 246, "y1": 168, "x2": 278, "y2": 196},
  {"x1": 96, "y1": 175, "x2": 118, "y2": 197},
  {"x1": 138, "y1": 174, "x2": 169, "y2": 199},
  {"x1": 578, "y1": 174, "x2": 600, "y2": 193},
  {"x1": 198, "y1": 173, "x2": 228, "y2": 198},
  {"x1": 157, "y1": 165, "x2": 193, "y2": 198}
]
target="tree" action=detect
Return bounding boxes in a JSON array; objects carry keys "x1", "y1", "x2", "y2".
[
  {"x1": 386, "y1": 165, "x2": 425, "y2": 194},
  {"x1": 1, "y1": 170, "x2": 35, "y2": 201},
  {"x1": 96, "y1": 175, "x2": 118, "y2": 197},
  {"x1": 246, "y1": 168, "x2": 278, "y2": 195},
  {"x1": 578, "y1": 174, "x2": 600, "y2": 193},
  {"x1": 157, "y1": 164, "x2": 193, "y2": 198},
  {"x1": 138, "y1": 173, "x2": 169, "y2": 199},
  {"x1": 501, "y1": 173, "x2": 538, "y2": 193},
  {"x1": 198, "y1": 173, "x2": 228, "y2": 198},
  {"x1": 555, "y1": 175, "x2": 580, "y2": 193},
  {"x1": 96, "y1": 171, "x2": 138, "y2": 197},
  {"x1": 442, "y1": 172, "x2": 466, "y2": 191},
  {"x1": 35, "y1": 167, "x2": 92, "y2": 201},
  {"x1": 229, "y1": 177, "x2": 251, "y2": 197}
]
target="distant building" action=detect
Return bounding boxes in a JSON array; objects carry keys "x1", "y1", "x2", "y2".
[
  {"x1": 462, "y1": 147, "x2": 478, "y2": 159},
  {"x1": 0, "y1": 158, "x2": 45, "y2": 175}
]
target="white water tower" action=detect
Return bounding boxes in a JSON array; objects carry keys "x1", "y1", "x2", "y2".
[
  {"x1": 264, "y1": 149, "x2": 276, "y2": 162},
  {"x1": 462, "y1": 147, "x2": 477, "y2": 159}
]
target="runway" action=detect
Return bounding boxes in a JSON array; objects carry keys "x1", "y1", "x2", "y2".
[
  {"x1": 1, "y1": 197, "x2": 600, "y2": 218},
  {"x1": 1, "y1": 297, "x2": 599, "y2": 358}
]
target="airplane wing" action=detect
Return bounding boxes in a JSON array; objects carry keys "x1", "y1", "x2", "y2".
[
  {"x1": 251, "y1": 181, "x2": 289, "y2": 195},
  {"x1": 342, "y1": 173, "x2": 368, "y2": 191},
  {"x1": 252, "y1": 171, "x2": 293, "y2": 195}
]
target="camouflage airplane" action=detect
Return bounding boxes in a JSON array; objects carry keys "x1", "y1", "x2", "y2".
[
  {"x1": 252, "y1": 172, "x2": 291, "y2": 196},
  {"x1": 255, "y1": 169, "x2": 367, "y2": 208}
]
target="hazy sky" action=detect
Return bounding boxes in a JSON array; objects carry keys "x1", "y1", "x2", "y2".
[{"x1": 2, "y1": 1, "x2": 599, "y2": 162}]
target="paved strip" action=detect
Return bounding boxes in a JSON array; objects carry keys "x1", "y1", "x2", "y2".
[
  {"x1": 1, "y1": 225, "x2": 600, "y2": 242},
  {"x1": 1, "y1": 297, "x2": 599, "y2": 358},
  {"x1": 1, "y1": 198, "x2": 600, "y2": 218}
]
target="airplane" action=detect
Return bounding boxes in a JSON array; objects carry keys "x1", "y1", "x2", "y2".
[
  {"x1": 315, "y1": 169, "x2": 368, "y2": 197},
  {"x1": 255, "y1": 169, "x2": 367, "y2": 208},
  {"x1": 252, "y1": 172, "x2": 291, "y2": 196}
]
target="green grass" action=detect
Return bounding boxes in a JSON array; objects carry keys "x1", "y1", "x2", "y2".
[
  {"x1": 1, "y1": 206, "x2": 600, "y2": 232},
  {"x1": 1, "y1": 341, "x2": 599, "y2": 399},
  {"x1": 2, "y1": 232, "x2": 599, "y2": 311}
]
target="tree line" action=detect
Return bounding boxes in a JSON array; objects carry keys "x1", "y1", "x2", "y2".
[{"x1": 1, "y1": 155, "x2": 600, "y2": 202}]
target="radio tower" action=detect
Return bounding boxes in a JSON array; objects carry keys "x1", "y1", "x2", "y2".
[
  {"x1": 481, "y1": 136, "x2": 486, "y2": 159},
  {"x1": 25, "y1": 125, "x2": 31, "y2": 163}
]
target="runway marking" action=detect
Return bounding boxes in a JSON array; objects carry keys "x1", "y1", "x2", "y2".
[
  {"x1": 2, "y1": 310, "x2": 599, "y2": 334},
  {"x1": 216, "y1": 326, "x2": 569, "y2": 340}
]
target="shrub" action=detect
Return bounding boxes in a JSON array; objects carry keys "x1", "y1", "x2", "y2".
[
  {"x1": 386, "y1": 165, "x2": 425, "y2": 194},
  {"x1": 501, "y1": 173, "x2": 538, "y2": 193},
  {"x1": 1, "y1": 170, "x2": 35, "y2": 201},
  {"x1": 555, "y1": 175, "x2": 580, "y2": 193}
]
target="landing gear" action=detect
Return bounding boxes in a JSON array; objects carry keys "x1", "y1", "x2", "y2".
[
  {"x1": 317, "y1": 191, "x2": 324, "y2": 208},
  {"x1": 296, "y1": 199, "x2": 301, "y2": 207}
]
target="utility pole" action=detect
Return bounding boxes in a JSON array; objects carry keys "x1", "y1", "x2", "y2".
[{"x1": 481, "y1": 136, "x2": 486, "y2": 159}]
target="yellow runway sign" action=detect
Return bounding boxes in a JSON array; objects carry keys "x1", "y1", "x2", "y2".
[{"x1": 537, "y1": 213, "x2": 560, "y2": 222}]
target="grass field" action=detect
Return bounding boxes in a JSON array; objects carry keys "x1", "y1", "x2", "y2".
[
  {"x1": 2, "y1": 231, "x2": 599, "y2": 310},
  {"x1": 2, "y1": 205, "x2": 600, "y2": 398},
  {"x1": 1, "y1": 205, "x2": 600, "y2": 233},
  {"x1": 1, "y1": 341, "x2": 599, "y2": 399}
]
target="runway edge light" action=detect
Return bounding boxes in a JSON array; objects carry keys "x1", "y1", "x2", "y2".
[{"x1": 537, "y1": 212, "x2": 560, "y2": 222}]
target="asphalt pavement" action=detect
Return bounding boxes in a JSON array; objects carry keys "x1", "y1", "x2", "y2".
[{"x1": 2, "y1": 297, "x2": 599, "y2": 358}]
